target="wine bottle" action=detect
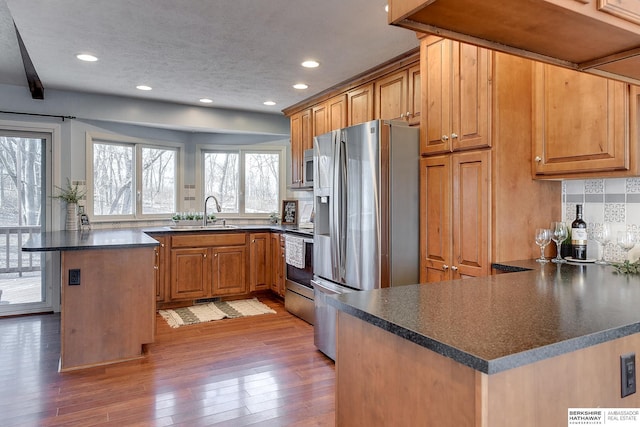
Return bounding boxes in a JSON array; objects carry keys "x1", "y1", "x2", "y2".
[{"x1": 571, "y1": 204, "x2": 587, "y2": 260}]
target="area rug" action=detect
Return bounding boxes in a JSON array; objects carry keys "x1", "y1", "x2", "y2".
[{"x1": 159, "y1": 298, "x2": 276, "y2": 328}]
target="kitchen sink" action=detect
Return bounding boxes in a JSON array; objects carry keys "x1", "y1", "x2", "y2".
[{"x1": 166, "y1": 224, "x2": 239, "y2": 231}]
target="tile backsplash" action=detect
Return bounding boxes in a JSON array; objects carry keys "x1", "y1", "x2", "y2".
[{"x1": 563, "y1": 178, "x2": 640, "y2": 262}]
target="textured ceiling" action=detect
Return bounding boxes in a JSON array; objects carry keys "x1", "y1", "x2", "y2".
[{"x1": 0, "y1": 0, "x2": 419, "y2": 117}]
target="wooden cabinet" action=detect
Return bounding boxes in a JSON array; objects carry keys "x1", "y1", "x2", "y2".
[
  {"x1": 270, "y1": 232, "x2": 286, "y2": 297},
  {"x1": 419, "y1": 51, "x2": 562, "y2": 283},
  {"x1": 388, "y1": 0, "x2": 640, "y2": 85},
  {"x1": 171, "y1": 247, "x2": 209, "y2": 299},
  {"x1": 375, "y1": 65, "x2": 420, "y2": 124},
  {"x1": 347, "y1": 84, "x2": 374, "y2": 126},
  {"x1": 421, "y1": 36, "x2": 491, "y2": 155},
  {"x1": 532, "y1": 62, "x2": 639, "y2": 178},
  {"x1": 375, "y1": 68, "x2": 407, "y2": 121},
  {"x1": 148, "y1": 233, "x2": 168, "y2": 302},
  {"x1": 420, "y1": 151, "x2": 489, "y2": 282},
  {"x1": 212, "y1": 245, "x2": 247, "y2": 296},
  {"x1": 313, "y1": 94, "x2": 347, "y2": 136},
  {"x1": 169, "y1": 232, "x2": 248, "y2": 300},
  {"x1": 290, "y1": 108, "x2": 312, "y2": 187},
  {"x1": 249, "y1": 232, "x2": 271, "y2": 291}
]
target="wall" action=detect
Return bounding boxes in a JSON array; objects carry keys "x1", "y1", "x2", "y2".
[
  {"x1": 563, "y1": 178, "x2": 640, "y2": 263},
  {"x1": 0, "y1": 82, "x2": 291, "y2": 229}
]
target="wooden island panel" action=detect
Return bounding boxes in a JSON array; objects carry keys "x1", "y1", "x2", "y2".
[
  {"x1": 337, "y1": 311, "x2": 640, "y2": 427},
  {"x1": 60, "y1": 247, "x2": 155, "y2": 371}
]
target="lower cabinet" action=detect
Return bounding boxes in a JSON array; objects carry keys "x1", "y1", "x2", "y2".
[
  {"x1": 211, "y1": 246, "x2": 247, "y2": 295},
  {"x1": 169, "y1": 232, "x2": 248, "y2": 301},
  {"x1": 249, "y1": 232, "x2": 271, "y2": 291},
  {"x1": 270, "y1": 232, "x2": 285, "y2": 297}
]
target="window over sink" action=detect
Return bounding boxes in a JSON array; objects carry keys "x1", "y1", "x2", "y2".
[{"x1": 198, "y1": 146, "x2": 284, "y2": 217}]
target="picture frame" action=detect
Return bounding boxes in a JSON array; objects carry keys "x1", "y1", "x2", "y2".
[{"x1": 281, "y1": 200, "x2": 298, "y2": 225}]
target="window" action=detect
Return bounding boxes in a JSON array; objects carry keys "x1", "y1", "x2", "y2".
[
  {"x1": 201, "y1": 148, "x2": 283, "y2": 216},
  {"x1": 87, "y1": 134, "x2": 180, "y2": 219}
]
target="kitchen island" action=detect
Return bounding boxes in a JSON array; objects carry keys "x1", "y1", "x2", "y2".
[
  {"x1": 24, "y1": 229, "x2": 159, "y2": 371},
  {"x1": 330, "y1": 261, "x2": 640, "y2": 426}
]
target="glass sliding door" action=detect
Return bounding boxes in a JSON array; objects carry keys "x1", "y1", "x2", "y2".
[{"x1": 0, "y1": 130, "x2": 51, "y2": 315}]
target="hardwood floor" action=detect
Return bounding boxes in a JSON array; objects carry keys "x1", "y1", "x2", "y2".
[{"x1": 0, "y1": 295, "x2": 336, "y2": 426}]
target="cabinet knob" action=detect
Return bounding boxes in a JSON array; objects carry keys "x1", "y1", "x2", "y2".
[
  {"x1": 215, "y1": 253, "x2": 218, "y2": 257},
  {"x1": 153, "y1": 265, "x2": 158, "y2": 270},
  {"x1": 161, "y1": 243, "x2": 165, "y2": 248},
  {"x1": 443, "y1": 264, "x2": 449, "y2": 270},
  {"x1": 535, "y1": 156, "x2": 542, "y2": 162},
  {"x1": 441, "y1": 135, "x2": 449, "y2": 142},
  {"x1": 451, "y1": 266, "x2": 458, "y2": 271},
  {"x1": 406, "y1": 111, "x2": 411, "y2": 117},
  {"x1": 451, "y1": 133, "x2": 458, "y2": 139},
  {"x1": 203, "y1": 253, "x2": 207, "y2": 258},
  {"x1": 400, "y1": 113, "x2": 405, "y2": 118}
]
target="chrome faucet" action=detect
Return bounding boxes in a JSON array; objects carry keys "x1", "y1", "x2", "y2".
[{"x1": 203, "y1": 195, "x2": 222, "y2": 225}]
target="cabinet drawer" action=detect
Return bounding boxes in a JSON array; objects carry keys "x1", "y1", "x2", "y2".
[{"x1": 171, "y1": 232, "x2": 247, "y2": 248}]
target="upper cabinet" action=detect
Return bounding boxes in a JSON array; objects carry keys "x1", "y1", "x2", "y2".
[
  {"x1": 388, "y1": 0, "x2": 640, "y2": 86},
  {"x1": 532, "y1": 62, "x2": 640, "y2": 178},
  {"x1": 284, "y1": 49, "x2": 420, "y2": 153},
  {"x1": 289, "y1": 108, "x2": 312, "y2": 188},
  {"x1": 421, "y1": 36, "x2": 491, "y2": 155},
  {"x1": 313, "y1": 94, "x2": 347, "y2": 137},
  {"x1": 375, "y1": 65, "x2": 421, "y2": 124},
  {"x1": 347, "y1": 84, "x2": 374, "y2": 126}
]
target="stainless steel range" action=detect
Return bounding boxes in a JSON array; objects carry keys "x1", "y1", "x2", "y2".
[{"x1": 284, "y1": 233, "x2": 314, "y2": 325}]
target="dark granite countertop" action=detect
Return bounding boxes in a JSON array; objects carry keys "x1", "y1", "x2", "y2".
[
  {"x1": 329, "y1": 260, "x2": 640, "y2": 374},
  {"x1": 23, "y1": 224, "x2": 313, "y2": 252},
  {"x1": 23, "y1": 228, "x2": 160, "y2": 251}
]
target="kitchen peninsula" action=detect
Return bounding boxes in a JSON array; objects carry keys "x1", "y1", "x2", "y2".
[
  {"x1": 330, "y1": 261, "x2": 640, "y2": 426},
  {"x1": 23, "y1": 229, "x2": 159, "y2": 372}
]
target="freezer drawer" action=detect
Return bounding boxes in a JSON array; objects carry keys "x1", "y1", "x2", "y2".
[{"x1": 312, "y1": 278, "x2": 356, "y2": 361}]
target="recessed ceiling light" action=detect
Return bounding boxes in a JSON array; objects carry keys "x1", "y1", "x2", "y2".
[
  {"x1": 199, "y1": 98, "x2": 213, "y2": 103},
  {"x1": 301, "y1": 60, "x2": 319, "y2": 68},
  {"x1": 385, "y1": 4, "x2": 389, "y2": 12},
  {"x1": 293, "y1": 83, "x2": 309, "y2": 90},
  {"x1": 76, "y1": 53, "x2": 98, "y2": 62},
  {"x1": 136, "y1": 85, "x2": 152, "y2": 91},
  {"x1": 263, "y1": 101, "x2": 276, "y2": 106}
]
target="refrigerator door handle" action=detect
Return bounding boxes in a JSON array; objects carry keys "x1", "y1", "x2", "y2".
[
  {"x1": 338, "y1": 133, "x2": 347, "y2": 282},
  {"x1": 329, "y1": 130, "x2": 340, "y2": 281}
]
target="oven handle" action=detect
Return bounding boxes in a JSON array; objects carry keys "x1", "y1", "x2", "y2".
[{"x1": 302, "y1": 238, "x2": 313, "y2": 244}]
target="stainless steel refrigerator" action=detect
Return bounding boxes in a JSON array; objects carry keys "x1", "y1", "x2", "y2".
[{"x1": 311, "y1": 119, "x2": 419, "y2": 360}]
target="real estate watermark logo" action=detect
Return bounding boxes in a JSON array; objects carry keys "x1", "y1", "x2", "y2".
[{"x1": 568, "y1": 408, "x2": 640, "y2": 426}]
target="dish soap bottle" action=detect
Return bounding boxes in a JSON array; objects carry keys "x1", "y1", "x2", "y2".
[{"x1": 571, "y1": 204, "x2": 588, "y2": 260}]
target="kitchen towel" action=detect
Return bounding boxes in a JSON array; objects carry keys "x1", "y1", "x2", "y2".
[{"x1": 285, "y1": 234, "x2": 305, "y2": 269}]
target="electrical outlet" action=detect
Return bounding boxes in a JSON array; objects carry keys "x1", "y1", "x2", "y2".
[
  {"x1": 68, "y1": 269, "x2": 81, "y2": 286},
  {"x1": 621, "y1": 353, "x2": 636, "y2": 398}
]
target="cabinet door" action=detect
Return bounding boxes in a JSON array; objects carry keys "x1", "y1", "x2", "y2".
[
  {"x1": 312, "y1": 103, "x2": 328, "y2": 137},
  {"x1": 451, "y1": 42, "x2": 491, "y2": 152},
  {"x1": 249, "y1": 233, "x2": 271, "y2": 291},
  {"x1": 375, "y1": 69, "x2": 408, "y2": 121},
  {"x1": 290, "y1": 109, "x2": 312, "y2": 186},
  {"x1": 451, "y1": 150, "x2": 490, "y2": 279},
  {"x1": 422, "y1": 37, "x2": 453, "y2": 154},
  {"x1": 211, "y1": 246, "x2": 247, "y2": 296},
  {"x1": 347, "y1": 84, "x2": 374, "y2": 126},
  {"x1": 170, "y1": 247, "x2": 209, "y2": 299},
  {"x1": 533, "y1": 62, "x2": 629, "y2": 176},
  {"x1": 407, "y1": 63, "x2": 421, "y2": 126},
  {"x1": 420, "y1": 155, "x2": 452, "y2": 282},
  {"x1": 421, "y1": 37, "x2": 491, "y2": 155},
  {"x1": 152, "y1": 235, "x2": 167, "y2": 302},
  {"x1": 270, "y1": 233, "x2": 285, "y2": 296},
  {"x1": 328, "y1": 94, "x2": 347, "y2": 132}
]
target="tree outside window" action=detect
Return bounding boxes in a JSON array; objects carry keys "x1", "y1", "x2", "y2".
[{"x1": 202, "y1": 149, "x2": 280, "y2": 216}]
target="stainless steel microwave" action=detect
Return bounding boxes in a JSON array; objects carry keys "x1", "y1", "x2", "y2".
[{"x1": 303, "y1": 148, "x2": 314, "y2": 187}]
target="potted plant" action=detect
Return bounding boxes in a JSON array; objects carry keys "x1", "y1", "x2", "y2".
[{"x1": 52, "y1": 178, "x2": 86, "y2": 231}]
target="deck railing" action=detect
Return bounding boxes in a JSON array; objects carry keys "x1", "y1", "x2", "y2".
[{"x1": 0, "y1": 226, "x2": 41, "y2": 276}]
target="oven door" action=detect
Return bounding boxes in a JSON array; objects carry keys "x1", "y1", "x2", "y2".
[{"x1": 284, "y1": 237, "x2": 315, "y2": 324}]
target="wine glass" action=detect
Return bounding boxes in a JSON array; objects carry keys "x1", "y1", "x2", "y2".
[
  {"x1": 594, "y1": 223, "x2": 612, "y2": 265},
  {"x1": 617, "y1": 230, "x2": 637, "y2": 260},
  {"x1": 535, "y1": 228, "x2": 552, "y2": 263},
  {"x1": 550, "y1": 222, "x2": 568, "y2": 263}
]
